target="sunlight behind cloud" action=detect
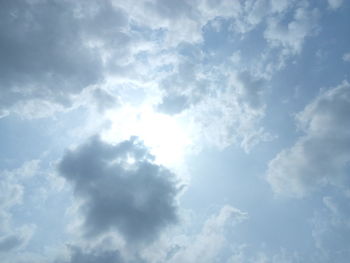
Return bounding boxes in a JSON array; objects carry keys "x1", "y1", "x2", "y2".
[{"x1": 102, "y1": 106, "x2": 192, "y2": 167}]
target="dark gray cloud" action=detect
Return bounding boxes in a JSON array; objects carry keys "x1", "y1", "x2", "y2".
[
  {"x1": 0, "y1": 0, "x2": 102, "y2": 108},
  {"x1": 58, "y1": 136, "x2": 179, "y2": 243},
  {"x1": 0, "y1": 0, "x2": 130, "y2": 116}
]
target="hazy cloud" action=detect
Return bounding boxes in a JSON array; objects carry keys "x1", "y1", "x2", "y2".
[{"x1": 327, "y1": 0, "x2": 343, "y2": 10}]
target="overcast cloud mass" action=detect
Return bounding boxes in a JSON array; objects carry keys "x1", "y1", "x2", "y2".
[{"x1": 1, "y1": 0, "x2": 350, "y2": 262}]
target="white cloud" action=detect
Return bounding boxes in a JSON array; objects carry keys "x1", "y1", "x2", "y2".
[{"x1": 267, "y1": 81, "x2": 350, "y2": 197}]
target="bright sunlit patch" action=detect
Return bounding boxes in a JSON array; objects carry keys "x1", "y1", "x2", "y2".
[{"x1": 102, "y1": 105, "x2": 192, "y2": 166}]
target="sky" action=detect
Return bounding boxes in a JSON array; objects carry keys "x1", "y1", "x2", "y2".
[{"x1": 0, "y1": 0, "x2": 350, "y2": 262}]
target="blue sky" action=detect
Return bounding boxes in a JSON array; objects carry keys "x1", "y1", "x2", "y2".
[{"x1": 1, "y1": 0, "x2": 350, "y2": 262}]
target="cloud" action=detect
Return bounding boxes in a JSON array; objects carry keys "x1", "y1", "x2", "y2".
[
  {"x1": 267, "y1": 81, "x2": 350, "y2": 197},
  {"x1": 327, "y1": 0, "x2": 343, "y2": 10},
  {"x1": 0, "y1": 0, "x2": 134, "y2": 118},
  {"x1": 60, "y1": 245, "x2": 124, "y2": 263},
  {"x1": 311, "y1": 195, "x2": 350, "y2": 262},
  {"x1": 157, "y1": 94, "x2": 189, "y2": 115},
  {"x1": 153, "y1": 49, "x2": 271, "y2": 151},
  {"x1": 91, "y1": 88, "x2": 120, "y2": 113},
  {"x1": 0, "y1": 0, "x2": 104, "y2": 114},
  {"x1": 115, "y1": 0, "x2": 203, "y2": 47},
  {"x1": 0, "y1": 161, "x2": 40, "y2": 254},
  {"x1": 227, "y1": 0, "x2": 293, "y2": 34},
  {"x1": 58, "y1": 136, "x2": 180, "y2": 243},
  {"x1": 227, "y1": 245, "x2": 301, "y2": 263},
  {"x1": 264, "y1": 3, "x2": 320, "y2": 55},
  {"x1": 168, "y1": 205, "x2": 247, "y2": 263},
  {"x1": 183, "y1": 67, "x2": 271, "y2": 152},
  {"x1": 343, "y1": 52, "x2": 350, "y2": 62},
  {"x1": 235, "y1": 71, "x2": 266, "y2": 109},
  {"x1": 0, "y1": 235, "x2": 23, "y2": 252},
  {"x1": 0, "y1": 226, "x2": 35, "y2": 253}
]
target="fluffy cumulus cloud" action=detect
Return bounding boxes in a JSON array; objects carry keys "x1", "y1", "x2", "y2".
[
  {"x1": 58, "y1": 136, "x2": 180, "y2": 243},
  {"x1": 267, "y1": 81, "x2": 350, "y2": 197}
]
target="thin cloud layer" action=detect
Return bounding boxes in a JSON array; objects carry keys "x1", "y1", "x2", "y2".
[{"x1": 58, "y1": 136, "x2": 180, "y2": 243}]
